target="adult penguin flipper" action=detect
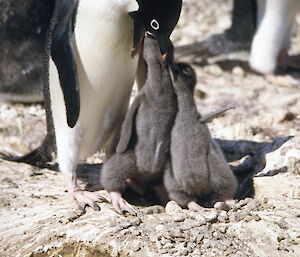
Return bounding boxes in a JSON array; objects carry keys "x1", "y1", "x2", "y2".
[
  {"x1": 51, "y1": 12, "x2": 80, "y2": 128},
  {"x1": 116, "y1": 94, "x2": 144, "y2": 154}
]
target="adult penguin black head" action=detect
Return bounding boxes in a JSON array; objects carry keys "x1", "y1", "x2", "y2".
[{"x1": 129, "y1": 0, "x2": 182, "y2": 55}]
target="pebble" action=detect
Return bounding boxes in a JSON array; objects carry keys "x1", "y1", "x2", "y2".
[
  {"x1": 195, "y1": 88, "x2": 207, "y2": 99},
  {"x1": 236, "y1": 198, "x2": 252, "y2": 208},
  {"x1": 180, "y1": 248, "x2": 189, "y2": 256},
  {"x1": 205, "y1": 210, "x2": 218, "y2": 222},
  {"x1": 130, "y1": 217, "x2": 142, "y2": 226},
  {"x1": 218, "y1": 211, "x2": 229, "y2": 223},
  {"x1": 245, "y1": 199, "x2": 260, "y2": 211},
  {"x1": 214, "y1": 201, "x2": 230, "y2": 211},
  {"x1": 232, "y1": 66, "x2": 245, "y2": 77},
  {"x1": 155, "y1": 224, "x2": 166, "y2": 232},
  {"x1": 230, "y1": 210, "x2": 249, "y2": 222},
  {"x1": 181, "y1": 218, "x2": 196, "y2": 230},
  {"x1": 195, "y1": 234, "x2": 204, "y2": 243},
  {"x1": 173, "y1": 214, "x2": 186, "y2": 222},
  {"x1": 252, "y1": 214, "x2": 261, "y2": 221},
  {"x1": 204, "y1": 64, "x2": 223, "y2": 77},
  {"x1": 130, "y1": 241, "x2": 141, "y2": 252},
  {"x1": 165, "y1": 201, "x2": 183, "y2": 214},
  {"x1": 144, "y1": 205, "x2": 164, "y2": 214},
  {"x1": 109, "y1": 240, "x2": 120, "y2": 257}
]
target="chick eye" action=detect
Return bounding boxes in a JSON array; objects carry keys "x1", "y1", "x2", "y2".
[
  {"x1": 182, "y1": 67, "x2": 192, "y2": 77},
  {"x1": 150, "y1": 19, "x2": 160, "y2": 30}
]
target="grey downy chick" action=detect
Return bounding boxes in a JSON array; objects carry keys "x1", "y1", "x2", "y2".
[
  {"x1": 164, "y1": 62, "x2": 238, "y2": 211},
  {"x1": 101, "y1": 34, "x2": 178, "y2": 214}
]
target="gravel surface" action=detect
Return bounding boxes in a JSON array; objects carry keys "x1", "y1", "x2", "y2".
[{"x1": 0, "y1": 1, "x2": 299, "y2": 256}]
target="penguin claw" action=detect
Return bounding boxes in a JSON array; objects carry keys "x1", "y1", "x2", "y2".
[
  {"x1": 109, "y1": 191, "x2": 137, "y2": 215},
  {"x1": 71, "y1": 190, "x2": 104, "y2": 211}
]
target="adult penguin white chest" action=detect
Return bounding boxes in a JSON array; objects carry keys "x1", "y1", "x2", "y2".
[{"x1": 49, "y1": 0, "x2": 139, "y2": 209}]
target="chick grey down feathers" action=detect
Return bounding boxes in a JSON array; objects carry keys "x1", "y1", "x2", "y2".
[
  {"x1": 101, "y1": 35, "x2": 178, "y2": 214},
  {"x1": 164, "y1": 62, "x2": 238, "y2": 209}
]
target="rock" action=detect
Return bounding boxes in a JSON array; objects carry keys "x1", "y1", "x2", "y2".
[
  {"x1": 180, "y1": 248, "x2": 189, "y2": 256},
  {"x1": 205, "y1": 210, "x2": 219, "y2": 223},
  {"x1": 218, "y1": 211, "x2": 229, "y2": 223},
  {"x1": 165, "y1": 200, "x2": 182, "y2": 214},
  {"x1": 173, "y1": 214, "x2": 187, "y2": 222},
  {"x1": 245, "y1": 199, "x2": 260, "y2": 211},
  {"x1": 155, "y1": 224, "x2": 166, "y2": 232},
  {"x1": 130, "y1": 240, "x2": 141, "y2": 252},
  {"x1": 204, "y1": 64, "x2": 223, "y2": 77},
  {"x1": 232, "y1": 66, "x2": 245, "y2": 77}
]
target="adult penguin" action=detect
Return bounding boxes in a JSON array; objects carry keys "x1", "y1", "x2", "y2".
[{"x1": 8, "y1": 0, "x2": 181, "y2": 211}]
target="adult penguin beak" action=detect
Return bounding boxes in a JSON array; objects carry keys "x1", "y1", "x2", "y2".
[
  {"x1": 150, "y1": 32, "x2": 169, "y2": 56},
  {"x1": 129, "y1": 11, "x2": 145, "y2": 57},
  {"x1": 51, "y1": 1, "x2": 80, "y2": 128}
]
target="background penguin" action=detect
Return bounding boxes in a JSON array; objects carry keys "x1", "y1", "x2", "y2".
[
  {"x1": 101, "y1": 35, "x2": 178, "y2": 214},
  {"x1": 3, "y1": 0, "x2": 81, "y2": 165},
  {"x1": 249, "y1": 0, "x2": 300, "y2": 87},
  {"x1": 176, "y1": 0, "x2": 300, "y2": 87},
  {"x1": 0, "y1": 0, "x2": 52, "y2": 103},
  {"x1": 175, "y1": 0, "x2": 257, "y2": 60},
  {"x1": 164, "y1": 62, "x2": 237, "y2": 211}
]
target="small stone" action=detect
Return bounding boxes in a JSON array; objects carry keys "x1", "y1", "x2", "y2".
[
  {"x1": 232, "y1": 66, "x2": 245, "y2": 77},
  {"x1": 226, "y1": 227, "x2": 236, "y2": 238},
  {"x1": 221, "y1": 239, "x2": 232, "y2": 248},
  {"x1": 214, "y1": 201, "x2": 230, "y2": 211},
  {"x1": 180, "y1": 248, "x2": 189, "y2": 256},
  {"x1": 181, "y1": 218, "x2": 196, "y2": 230},
  {"x1": 195, "y1": 88, "x2": 206, "y2": 99},
  {"x1": 130, "y1": 241, "x2": 141, "y2": 252},
  {"x1": 195, "y1": 234, "x2": 204, "y2": 243},
  {"x1": 230, "y1": 210, "x2": 249, "y2": 222},
  {"x1": 155, "y1": 224, "x2": 165, "y2": 232},
  {"x1": 244, "y1": 215, "x2": 252, "y2": 222},
  {"x1": 130, "y1": 217, "x2": 142, "y2": 226},
  {"x1": 131, "y1": 229, "x2": 141, "y2": 236},
  {"x1": 109, "y1": 240, "x2": 120, "y2": 257},
  {"x1": 277, "y1": 233, "x2": 286, "y2": 242},
  {"x1": 165, "y1": 201, "x2": 182, "y2": 214},
  {"x1": 252, "y1": 214, "x2": 261, "y2": 221},
  {"x1": 144, "y1": 205, "x2": 164, "y2": 214},
  {"x1": 217, "y1": 211, "x2": 229, "y2": 223},
  {"x1": 219, "y1": 225, "x2": 227, "y2": 234},
  {"x1": 245, "y1": 199, "x2": 260, "y2": 211},
  {"x1": 205, "y1": 210, "x2": 218, "y2": 222},
  {"x1": 202, "y1": 239, "x2": 213, "y2": 248},
  {"x1": 173, "y1": 214, "x2": 186, "y2": 222},
  {"x1": 205, "y1": 64, "x2": 223, "y2": 77},
  {"x1": 236, "y1": 198, "x2": 252, "y2": 208},
  {"x1": 163, "y1": 242, "x2": 174, "y2": 249}
]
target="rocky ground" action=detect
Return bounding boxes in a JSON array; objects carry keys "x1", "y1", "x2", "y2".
[{"x1": 0, "y1": 1, "x2": 300, "y2": 256}]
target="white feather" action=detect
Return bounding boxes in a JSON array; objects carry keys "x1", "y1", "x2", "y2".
[
  {"x1": 49, "y1": 0, "x2": 139, "y2": 177},
  {"x1": 250, "y1": 0, "x2": 300, "y2": 74}
]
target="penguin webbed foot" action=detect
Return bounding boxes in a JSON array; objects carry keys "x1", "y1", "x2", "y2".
[
  {"x1": 71, "y1": 189, "x2": 107, "y2": 212},
  {"x1": 109, "y1": 191, "x2": 138, "y2": 216}
]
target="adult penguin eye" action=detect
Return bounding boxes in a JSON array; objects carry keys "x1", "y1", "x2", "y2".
[{"x1": 150, "y1": 19, "x2": 160, "y2": 30}]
